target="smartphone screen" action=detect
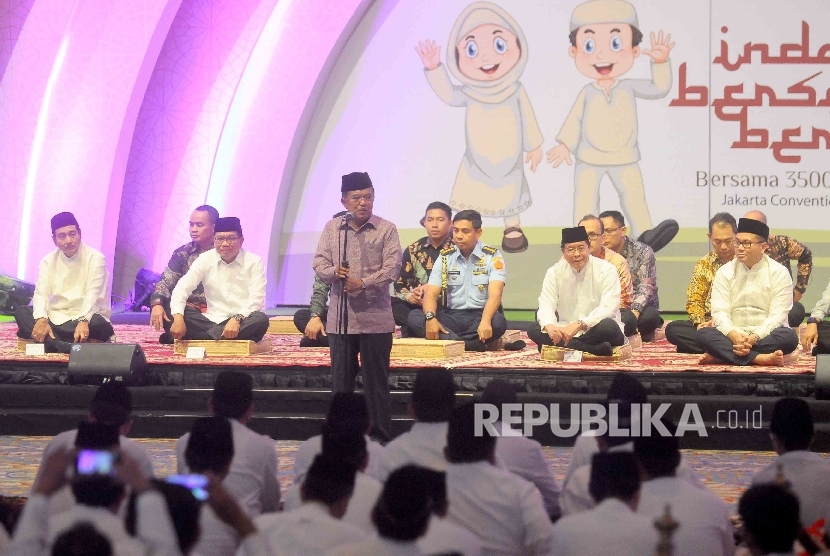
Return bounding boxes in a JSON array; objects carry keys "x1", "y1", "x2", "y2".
[
  {"x1": 165, "y1": 474, "x2": 209, "y2": 501},
  {"x1": 76, "y1": 450, "x2": 116, "y2": 476}
]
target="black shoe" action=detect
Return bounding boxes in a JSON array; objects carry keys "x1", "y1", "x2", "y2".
[
  {"x1": 159, "y1": 332, "x2": 174, "y2": 345},
  {"x1": 641, "y1": 331, "x2": 655, "y2": 343},
  {"x1": 587, "y1": 342, "x2": 613, "y2": 356},
  {"x1": 502, "y1": 340, "x2": 526, "y2": 351},
  {"x1": 637, "y1": 219, "x2": 679, "y2": 253},
  {"x1": 464, "y1": 339, "x2": 487, "y2": 352},
  {"x1": 44, "y1": 337, "x2": 73, "y2": 354}
]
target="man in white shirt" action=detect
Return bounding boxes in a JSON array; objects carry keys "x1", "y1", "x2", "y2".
[
  {"x1": 14, "y1": 212, "x2": 113, "y2": 353},
  {"x1": 170, "y1": 216, "x2": 269, "y2": 342},
  {"x1": 752, "y1": 397, "x2": 830, "y2": 530},
  {"x1": 416, "y1": 467, "x2": 482, "y2": 556},
  {"x1": 376, "y1": 368, "x2": 457, "y2": 481},
  {"x1": 176, "y1": 372, "x2": 280, "y2": 519},
  {"x1": 528, "y1": 226, "x2": 625, "y2": 356},
  {"x1": 10, "y1": 446, "x2": 179, "y2": 556},
  {"x1": 331, "y1": 465, "x2": 434, "y2": 556},
  {"x1": 256, "y1": 454, "x2": 365, "y2": 554},
  {"x1": 444, "y1": 402, "x2": 554, "y2": 556},
  {"x1": 553, "y1": 452, "x2": 658, "y2": 555},
  {"x1": 480, "y1": 380, "x2": 561, "y2": 520},
  {"x1": 739, "y1": 484, "x2": 801, "y2": 556},
  {"x1": 634, "y1": 418, "x2": 735, "y2": 556},
  {"x1": 696, "y1": 217, "x2": 799, "y2": 366},
  {"x1": 292, "y1": 393, "x2": 384, "y2": 484}
]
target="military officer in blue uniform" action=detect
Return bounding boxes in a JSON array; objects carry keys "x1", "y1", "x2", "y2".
[{"x1": 408, "y1": 210, "x2": 514, "y2": 352}]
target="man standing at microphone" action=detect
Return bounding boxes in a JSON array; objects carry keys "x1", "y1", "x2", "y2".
[{"x1": 313, "y1": 172, "x2": 402, "y2": 441}]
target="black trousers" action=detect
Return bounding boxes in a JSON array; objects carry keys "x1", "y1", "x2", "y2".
[
  {"x1": 293, "y1": 308, "x2": 330, "y2": 347},
  {"x1": 15, "y1": 306, "x2": 114, "y2": 353},
  {"x1": 182, "y1": 307, "x2": 269, "y2": 342},
  {"x1": 789, "y1": 301, "x2": 806, "y2": 327},
  {"x1": 812, "y1": 320, "x2": 830, "y2": 355},
  {"x1": 665, "y1": 320, "x2": 704, "y2": 354},
  {"x1": 696, "y1": 326, "x2": 799, "y2": 365},
  {"x1": 620, "y1": 307, "x2": 663, "y2": 337},
  {"x1": 329, "y1": 332, "x2": 393, "y2": 441},
  {"x1": 527, "y1": 318, "x2": 625, "y2": 354},
  {"x1": 391, "y1": 297, "x2": 420, "y2": 337},
  {"x1": 407, "y1": 308, "x2": 507, "y2": 343}
]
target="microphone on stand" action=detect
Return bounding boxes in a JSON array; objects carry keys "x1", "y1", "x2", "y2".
[
  {"x1": 342, "y1": 211, "x2": 355, "y2": 221},
  {"x1": 340, "y1": 212, "x2": 354, "y2": 272}
]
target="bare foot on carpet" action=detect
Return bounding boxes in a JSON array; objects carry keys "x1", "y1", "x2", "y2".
[
  {"x1": 698, "y1": 353, "x2": 724, "y2": 365},
  {"x1": 752, "y1": 350, "x2": 784, "y2": 366}
]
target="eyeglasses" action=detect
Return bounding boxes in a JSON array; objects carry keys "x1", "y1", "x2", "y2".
[
  {"x1": 347, "y1": 194, "x2": 374, "y2": 203},
  {"x1": 736, "y1": 240, "x2": 763, "y2": 249},
  {"x1": 564, "y1": 245, "x2": 589, "y2": 255},
  {"x1": 586, "y1": 232, "x2": 600, "y2": 240},
  {"x1": 602, "y1": 227, "x2": 621, "y2": 236},
  {"x1": 214, "y1": 236, "x2": 240, "y2": 245}
]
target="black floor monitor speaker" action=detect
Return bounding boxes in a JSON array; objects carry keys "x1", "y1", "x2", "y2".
[
  {"x1": 817, "y1": 354, "x2": 830, "y2": 400},
  {"x1": 68, "y1": 343, "x2": 148, "y2": 385}
]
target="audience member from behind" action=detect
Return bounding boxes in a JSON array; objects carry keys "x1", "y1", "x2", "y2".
[
  {"x1": 415, "y1": 467, "x2": 482, "y2": 556},
  {"x1": 291, "y1": 393, "x2": 384, "y2": 484},
  {"x1": 751, "y1": 397, "x2": 830, "y2": 530},
  {"x1": 552, "y1": 453, "x2": 658, "y2": 556},
  {"x1": 738, "y1": 484, "x2": 801, "y2": 556},
  {"x1": 257, "y1": 454, "x2": 364, "y2": 554},
  {"x1": 331, "y1": 465, "x2": 434, "y2": 555},
  {"x1": 51, "y1": 523, "x2": 112, "y2": 556},
  {"x1": 377, "y1": 368, "x2": 457, "y2": 481},
  {"x1": 444, "y1": 402, "x2": 554, "y2": 555},
  {"x1": 126, "y1": 480, "x2": 200, "y2": 555},
  {"x1": 10, "y1": 442, "x2": 179, "y2": 556},
  {"x1": 480, "y1": 380, "x2": 561, "y2": 520},
  {"x1": 634, "y1": 418, "x2": 734, "y2": 556},
  {"x1": 176, "y1": 371, "x2": 280, "y2": 519}
]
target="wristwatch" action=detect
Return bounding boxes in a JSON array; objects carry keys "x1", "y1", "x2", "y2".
[
  {"x1": 78, "y1": 317, "x2": 88, "y2": 323},
  {"x1": 577, "y1": 320, "x2": 587, "y2": 332},
  {"x1": 807, "y1": 317, "x2": 821, "y2": 324},
  {"x1": 425, "y1": 311, "x2": 436, "y2": 321},
  {"x1": 232, "y1": 314, "x2": 244, "y2": 323},
  {"x1": 310, "y1": 312, "x2": 321, "y2": 319}
]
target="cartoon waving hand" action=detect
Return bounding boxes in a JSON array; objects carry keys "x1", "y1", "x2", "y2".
[
  {"x1": 641, "y1": 31, "x2": 675, "y2": 64},
  {"x1": 415, "y1": 40, "x2": 441, "y2": 71}
]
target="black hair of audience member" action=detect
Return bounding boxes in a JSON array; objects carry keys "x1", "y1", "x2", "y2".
[
  {"x1": 445, "y1": 401, "x2": 496, "y2": 464},
  {"x1": 633, "y1": 418, "x2": 681, "y2": 479},
  {"x1": 372, "y1": 465, "x2": 433, "y2": 542},
  {"x1": 738, "y1": 484, "x2": 800, "y2": 555},
  {"x1": 185, "y1": 417, "x2": 234, "y2": 474},
  {"x1": 409, "y1": 467, "x2": 448, "y2": 517},
  {"x1": 301, "y1": 454, "x2": 357, "y2": 509},
  {"x1": 589, "y1": 452, "x2": 641, "y2": 504},
  {"x1": 89, "y1": 381, "x2": 132, "y2": 428},
  {"x1": 52, "y1": 523, "x2": 112, "y2": 556},
  {"x1": 769, "y1": 397, "x2": 814, "y2": 452},
  {"x1": 321, "y1": 421, "x2": 368, "y2": 470},
  {"x1": 480, "y1": 379, "x2": 517, "y2": 408},
  {"x1": 606, "y1": 373, "x2": 647, "y2": 405},
  {"x1": 412, "y1": 369, "x2": 457, "y2": 422},
  {"x1": 72, "y1": 422, "x2": 124, "y2": 509},
  {"x1": 598, "y1": 210, "x2": 625, "y2": 229},
  {"x1": 211, "y1": 371, "x2": 253, "y2": 419},
  {"x1": 326, "y1": 393, "x2": 370, "y2": 433},
  {"x1": 126, "y1": 479, "x2": 201, "y2": 555}
]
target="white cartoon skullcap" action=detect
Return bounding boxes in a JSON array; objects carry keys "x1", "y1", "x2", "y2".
[{"x1": 570, "y1": 0, "x2": 639, "y2": 32}]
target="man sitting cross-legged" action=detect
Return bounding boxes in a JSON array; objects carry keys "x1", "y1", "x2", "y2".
[
  {"x1": 528, "y1": 226, "x2": 625, "y2": 356},
  {"x1": 696, "y1": 217, "x2": 799, "y2": 366}
]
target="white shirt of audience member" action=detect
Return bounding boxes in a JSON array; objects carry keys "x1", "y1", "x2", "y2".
[
  {"x1": 328, "y1": 535, "x2": 425, "y2": 556},
  {"x1": 292, "y1": 433, "x2": 384, "y2": 483},
  {"x1": 283, "y1": 471, "x2": 382, "y2": 535},
  {"x1": 418, "y1": 515, "x2": 483, "y2": 556},
  {"x1": 551, "y1": 497, "x2": 659, "y2": 556},
  {"x1": 446, "y1": 460, "x2": 554, "y2": 556},
  {"x1": 752, "y1": 450, "x2": 830, "y2": 529},
  {"x1": 253, "y1": 501, "x2": 365, "y2": 555},
  {"x1": 376, "y1": 422, "x2": 449, "y2": 481}
]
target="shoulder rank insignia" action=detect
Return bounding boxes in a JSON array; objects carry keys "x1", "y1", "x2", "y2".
[
  {"x1": 481, "y1": 245, "x2": 497, "y2": 255},
  {"x1": 440, "y1": 245, "x2": 457, "y2": 255}
]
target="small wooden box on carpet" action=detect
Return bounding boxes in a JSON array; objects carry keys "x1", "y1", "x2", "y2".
[
  {"x1": 391, "y1": 338, "x2": 464, "y2": 359},
  {"x1": 174, "y1": 338, "x2": 273, "y2": 356},
  {"x1": 267, "y1": 316, "x2": 301, "y2": 335},
  {"x1": 540, "y1": 342, "x2": 633, "y2": 362},
  {"x1": 486, "y1": 330, "x2": 522, "y2": 351}
]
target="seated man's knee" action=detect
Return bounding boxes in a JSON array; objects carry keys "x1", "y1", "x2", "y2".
[
  {"x1": 491, "y1": 313, "x2": 508, "y2": 338},
  {"x1": 406, "y1": 310, "x2": 427, "y2": 337},
  {"x1": 293, "y1": 309, "x2": 311, "y2": 332}
]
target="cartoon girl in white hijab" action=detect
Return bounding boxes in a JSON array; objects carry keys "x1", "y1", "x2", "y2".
[{"x1": 416, "y1": 2, "x2": 543, "y2": 253}]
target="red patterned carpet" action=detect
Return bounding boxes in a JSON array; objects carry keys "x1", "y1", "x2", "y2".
[{"x1": 0, "y1": 322, "x2": 816, "y2": 374}]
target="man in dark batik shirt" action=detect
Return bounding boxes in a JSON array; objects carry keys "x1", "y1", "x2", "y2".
[
  {"x1": 150, "y1": 205, "x2": 218, "y2": 343},
  {"x1": 745, "y1": 211, "x2": 812, "y2": 327},
  {"x1": 392, "y1": 202, "x2": 454, "y2": 336}
]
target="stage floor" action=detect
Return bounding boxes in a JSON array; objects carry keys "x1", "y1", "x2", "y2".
[{"x1": 0, "y1": 323, "x2": 818, "y2": 392}]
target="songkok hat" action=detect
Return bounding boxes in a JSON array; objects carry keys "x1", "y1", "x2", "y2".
[
  {"x1": 737, "y1": 217, "x2": 769, "y2": 239},
  {"x1": 51, "y1": 212, "x2": 79, "y2": 232},
  {"x1": 561, "y1": 226, "x2": 590, "y2": 245},
  {"x1": 341, "y1": 172, "x2": 373, "y2": 193},
  {"x1": 306, "y1": 454, "x2": 357, "y2": 491},
  {"x1": 570, "y1": 0, "x2": 639, "y2": 32},
  {"x1": 214, "y1": 217, "x2": 243, "y2": 236}
]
